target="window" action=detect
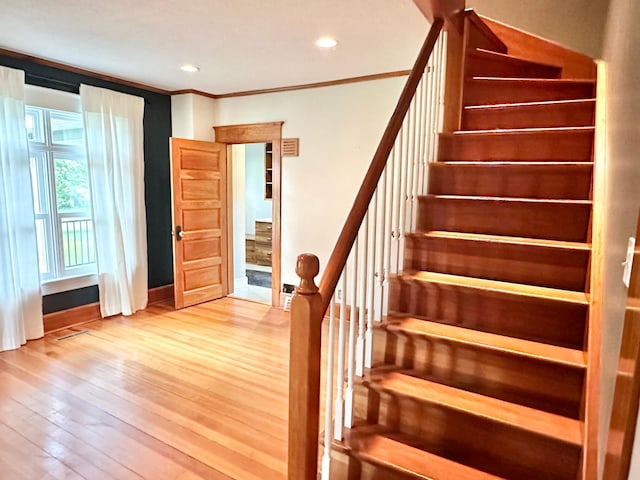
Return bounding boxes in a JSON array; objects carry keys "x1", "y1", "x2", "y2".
[{"x1": 26, "y1": 106, "x2": 96, "y2": 283}]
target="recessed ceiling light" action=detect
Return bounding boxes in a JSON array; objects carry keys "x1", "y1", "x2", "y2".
[
  {"x1": 315, "y1": 37, "x2": 338, "y2": 49},
  {"x1": 180, "y1": 64, "x2": 200, "y2": 73}
]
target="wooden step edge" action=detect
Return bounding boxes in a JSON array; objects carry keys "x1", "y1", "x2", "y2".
[
  {"x1": 384, "y1": 316, "x2": 587, "y2": 369},
  {"x1": 355, "y1": 433, "x2": 506, "y2": 480},
  {"x1": 399, "y1": 270, "x2": 589, "y2": 305},
  {"x1": 469, "y1": 48, "x2": 561, "y2": 72},
  {"x1": 430, "y1": 161, "x2": 594, "y2": 167},
  {"x1": 469, "y1": 77, "x2": 596, "y2": 85},
  {"x1": 407, "y1": 230, "x2": 592, "y2": 251},
  {"x1": 464, "y1": 98, "x2": 596, "y2": 111},
  {"x1": 422, "y1": 194, "x2": 593, "y2": 205},
  {"x1": 448, "y1": 126, "x2": 595, "y2": 135},
  {"x1": 372, "y1": 372, "x2": 583, "y2": 446}
]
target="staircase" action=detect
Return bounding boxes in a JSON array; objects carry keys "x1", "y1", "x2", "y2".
[{"x1": 327, "y1": 11, "x2": 596, "y2": 480}]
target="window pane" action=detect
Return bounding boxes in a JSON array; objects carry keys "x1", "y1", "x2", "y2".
[
  {"x1": 60, "y1": 215, "x2": 96, "y2": 269},
  {"x1": 50, "y1": 110, "x2": 85, "y2": 146},
  {"x1": 53, "y1": 154, "x2": 91, "y2": 213},
  {"x1": 29, "y1": 153, "x2": 50, "y2": 215},
  {"x1": 25, "y1": 107, "x2": 44, "y2": 142},
  {"x1": 35, "y1": 216, "x2": 52, "y2": 277}
]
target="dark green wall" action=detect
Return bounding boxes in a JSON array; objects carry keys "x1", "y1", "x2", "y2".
[{"x1": 0, "y1": 54, "x2": 174, "y2": 314}]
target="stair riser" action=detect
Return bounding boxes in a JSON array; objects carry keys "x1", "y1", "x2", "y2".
[
  {"x1": 354, "y1": 385, "x2": 581, "y2": 480},
  {"x1": 462, "y1": 101, "x2": 595, "y2": 130},
  {"x1": 328, "y1": 449, "x2": 418, "y2": 480},
  {"x1": 466, "y1": 52, "x2": 561, "y2": 79},
  {"x1": 464, "y1": 80, "x2": 595, "y2": 105},
  {"x1": 438, "y1": 130, "x2": 594, "y2": 162},
  {"x1": 389, "y1": 277, "x2": 587, "y2": 349},
  {"x1": 404, "y1": 235, "x2": 590, "y2": 290},
  {"x1": 428, "y1": 163, "x2": 593, "y2": 200},
  {"x1": 372, "y1": 329, "x2": 584, "y2": 418},
  {"x1": 417, "y1": 197, "x2": 592, "y2": 242}
]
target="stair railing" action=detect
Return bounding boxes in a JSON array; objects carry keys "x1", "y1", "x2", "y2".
[{"x1": 288, "y1": 11, "x2": 452, "y2": 480}]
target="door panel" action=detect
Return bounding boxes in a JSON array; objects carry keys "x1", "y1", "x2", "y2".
[{"x1": 171, "y1": 138, "x2": 228, "y2": 309}]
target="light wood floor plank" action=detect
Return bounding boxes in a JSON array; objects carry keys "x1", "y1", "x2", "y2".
[{"x1": 0, "y1": 298, "x2": 291, "y2": 480}]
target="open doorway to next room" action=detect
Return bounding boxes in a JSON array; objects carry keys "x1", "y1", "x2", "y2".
[{"x1": 229, "y1": 143, "x2": 273, "y2": 304}]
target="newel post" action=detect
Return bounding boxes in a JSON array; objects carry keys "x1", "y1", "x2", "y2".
[{"x1": 288, "y1": 253, "x2": 324, "y2": 480}]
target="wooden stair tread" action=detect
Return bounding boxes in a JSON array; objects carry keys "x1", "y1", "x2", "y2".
[
  {"x1": 450, "y1": 126, "x2": 595, "y2": 135},
  {"x1": 464, "y1": 98, "x2": 596, "y2": 111},
  {"x1": 425, "y1": 194, "x2": 592, "y2": 205},
  {"x1": 411, "y1": 230, "x2": 591, "y2": 251},
  {"x1": 385, "y1": 316, "x2": 587, "y2": 369},
  {"x1": 373, "y1": 372, "x2": 583, "y2": 445},
  {"x1": 403, "y1": 270, "x2": 589, "y2": 305},
  {"x1": 355, "y1": 433, "x2": 505, "y2": 480}
]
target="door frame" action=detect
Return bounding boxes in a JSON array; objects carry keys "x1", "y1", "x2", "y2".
[{"x1": 213, "y1": 121, "x2": 283, "y2": 307}]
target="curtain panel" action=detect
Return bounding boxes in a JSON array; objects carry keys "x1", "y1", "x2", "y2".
[
  {"x1": 80, "y1": 85, "x2": 147, "y2": 317},
  {"x1": 0, "y1": 66, "x2": 43, "y2": 351}
]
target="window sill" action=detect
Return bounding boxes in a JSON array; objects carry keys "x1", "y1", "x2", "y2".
[{"x1": 42, "y1": 273, "x2": 98, "y2": 296}]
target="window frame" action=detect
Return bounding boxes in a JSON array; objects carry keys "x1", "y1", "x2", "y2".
[{"x1": 25, "y1": 97, "x2": 98, "y2": 294}]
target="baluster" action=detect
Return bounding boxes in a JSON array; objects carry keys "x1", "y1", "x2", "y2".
[
  {"x1": 375, "y1": 164, "x2": 387, "y2": 321},
  {"x1": 321, "y1": 295, "x2": 336, "y2": 480},
  {"x1": 405, "y1": 92, "x2": 417, "y2": 233},
  {"x1": 382, "y1": 146, "x2": 395, "y2": 316},
  {"x1": 365, "y1": 198, "x2": 377, "y2": 368},
  {"x1": 356, "y1": 214, "x2": 368, "y2": 377},
  {"x1": 344, "y1": 246, "x2": 358, "y2": 428},
  {"x1": 333, "y1": 270, "x2": 347, "y2": 440}
]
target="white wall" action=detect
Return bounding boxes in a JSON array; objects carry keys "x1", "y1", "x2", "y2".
[
  {"x1": 598, "y1": 0, "x2": 640, "y2": 477},
  {"x1": 231, "y1": 144, "x2": 247, "y2": 284},
  {"x1": 244, "y1": 143, "x2": 272, "y2": 235},
  {"x1": 467, "y1": 0, "x2": 610, "y2": 58},
  {"x1": 211, "y1": 77, "x2": 405, "y2": 287},
  {"x1": 170, "y1": 93, "x2": 217, "y2": 141}
]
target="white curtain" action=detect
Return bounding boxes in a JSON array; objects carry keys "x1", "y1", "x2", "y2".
[
  {"x1": 80, "y1": 84, "x2": 147, "y2": 317},
  {"x1": 0, "y1": 66, "x2": 43, "y2": 351}
]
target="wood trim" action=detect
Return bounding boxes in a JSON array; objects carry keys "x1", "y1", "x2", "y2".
[
  {"x1": 43, "y1": 302, "x2": 101, "y2": 333},
  {"x1": 317, "y1": 19, "x2": 445, "y2": 313},
  {"x1": 226, "y1": 145, "x2": 236, "y2": 294},
  {"x1": 213, "y1": 122, "x2": 284, "y2": 308},
  {"x1": 582, "y1": 60, "x2": 607, "y2": 480},
  {"x1": 171, "y1": 89, "x2": 219, "y2": 99},
  {"x1": 479, "y1": 17, "x2": 597, "y2": 80},
  {"x1": 148, "y1": 284, "x2": 174, "y2": 304},
  {"x1": 210, "y1": 71, "x2": 411, "y2": 99},
  {"x1": 214, "y1": 122, "x2": 283, "y2": 144},
  {"x1": 0, "y1": 48, "x2": 171, "y2": 95},
  {"x1": 43, "y1": 284, "x2": 176, "y2": 333}
]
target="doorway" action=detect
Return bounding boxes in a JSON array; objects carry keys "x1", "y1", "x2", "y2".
[
  {"x1": 213, "y1": 121, "x2": 283, "y2": 307},
  {"x1": 229, "y1": 143, "x2": 272, "y2": 304}
]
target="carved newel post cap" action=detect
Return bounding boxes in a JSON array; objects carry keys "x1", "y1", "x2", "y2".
[{"x1": 296, "y1": 253, "x2": 319, "y2": 295}]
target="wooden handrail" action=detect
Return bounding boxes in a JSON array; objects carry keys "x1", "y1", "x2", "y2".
[
  {"x1": 317, "y1": 17, "x2": 444, "y2": 313},
  {"x1": 413, "y1": 0, "x2": 465, "y2": 24}
]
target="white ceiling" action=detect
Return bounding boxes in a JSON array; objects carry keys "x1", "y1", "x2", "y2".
[{"x1": 0, "y1": 0, "x2": 430, "y2": 95}]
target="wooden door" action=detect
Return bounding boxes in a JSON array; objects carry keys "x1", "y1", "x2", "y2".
[{"x1": 170, "y1": 138, "x2": 228, "y2": 309}]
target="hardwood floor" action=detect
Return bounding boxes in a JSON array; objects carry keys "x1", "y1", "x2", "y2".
[{"x1": 0, "y1": 298, "x2": 292, "y2": 480}]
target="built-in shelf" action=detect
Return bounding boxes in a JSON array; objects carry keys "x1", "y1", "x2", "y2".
[{"x1": 265, "y1": 142, "x2": 273, "y2": 199}]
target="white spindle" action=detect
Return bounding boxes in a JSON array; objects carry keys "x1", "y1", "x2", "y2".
[
  {"x1": 356, "y1": 214, "x2": 368, "y2": 377},
  {"x1": 344, "y1": 246, "x2": 358, "y2": 428},
  {"x1": 365, "y1": 198, "x2": 376, "y2": 368},
  {"x1": 382, "y1": 143, "x2": 395, "y2": 316},
  {"x1": 333, "y1": 271, "x2": 347, "y2": 441},
  {"x1": 375, "y1": 162, "x2": 387, "y2": 321},
  {"x1": 321, "y1": 295, "x2": 336, "y2": 480}
]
